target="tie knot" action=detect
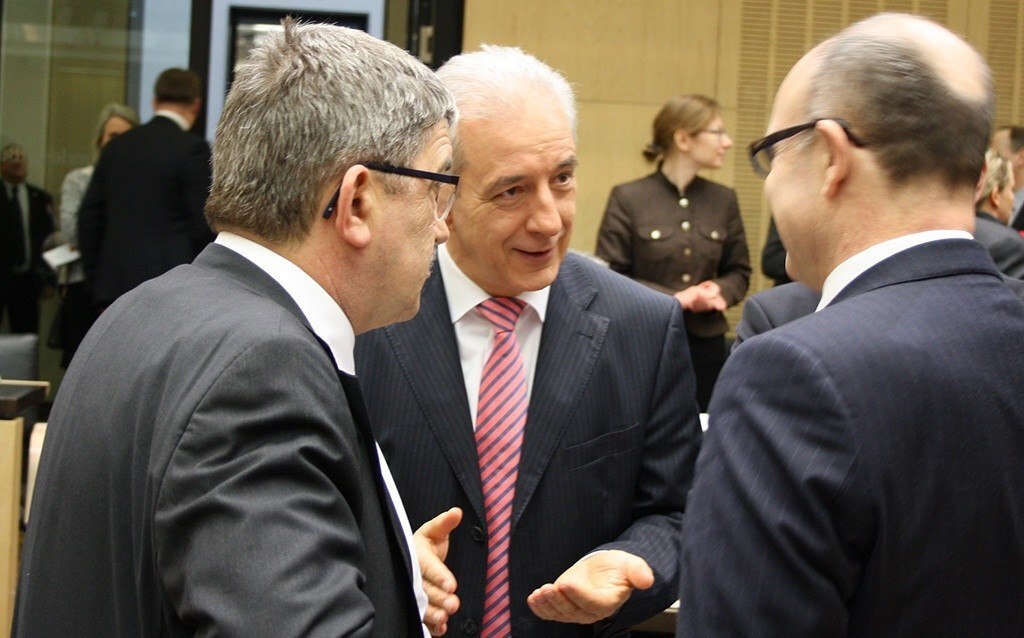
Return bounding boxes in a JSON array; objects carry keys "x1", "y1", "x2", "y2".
[{"x1": 477, "y1": 297, "x2": 526, "y2": 333}]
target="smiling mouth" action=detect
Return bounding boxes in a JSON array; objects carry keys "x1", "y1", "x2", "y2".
[{"x1": 515, "y1": 247, "x2": 556, "y2": 260}]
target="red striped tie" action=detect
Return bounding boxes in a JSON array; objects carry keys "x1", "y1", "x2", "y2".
[{"x1": 476, "y1": 297, "x2": 528, "y2": 638}]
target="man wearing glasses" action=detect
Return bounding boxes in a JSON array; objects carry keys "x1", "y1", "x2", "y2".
[
  {"x1": 356, "y1": 46, "x2": 701, "y2": 637},
  {"x1": 677, "y1": 13, "x2": 1024, "y2": 636},
  {"x1": 17, "y1": 21, "x2": 457, "y2": 637}
]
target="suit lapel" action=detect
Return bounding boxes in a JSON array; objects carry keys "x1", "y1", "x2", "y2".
[
  {"x1": 513, "y1": 255, "x2": 609, "y2": 528},
  {"x1": 382, "y1": 270, "x2": 486, "y2": 523},
  {"x1": 337, "y1": 372, "x2": 416, "y2": 594}
]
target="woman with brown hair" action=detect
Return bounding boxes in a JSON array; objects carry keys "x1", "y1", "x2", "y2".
[{"x1": 596, "y1": 94, "x2": 750, "y2": 410}]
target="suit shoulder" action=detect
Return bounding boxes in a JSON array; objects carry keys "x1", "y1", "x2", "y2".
[{"x1": 562, "y1": 253, "x2": 678, "y2": 314}]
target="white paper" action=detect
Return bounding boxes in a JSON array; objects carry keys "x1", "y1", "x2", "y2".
[{"x1": 42, "y1": 244, "x2": 81, "y2": 269}]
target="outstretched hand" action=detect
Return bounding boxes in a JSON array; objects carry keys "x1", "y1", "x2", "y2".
[
  {"x1": 413, "y1": 507, "x2": 463, "y2": 636},
  {"x1": 526, "y1": 550, "x2": 654, "y2": 625}
]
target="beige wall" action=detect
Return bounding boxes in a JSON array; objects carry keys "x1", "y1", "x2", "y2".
[{"x1": 463, "y1": 0, "x2": 1024, "y2": 327}]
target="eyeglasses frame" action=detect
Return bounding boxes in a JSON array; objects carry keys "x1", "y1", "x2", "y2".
[
  {"x1": 321, "y1": 161, "x2": 460, "y2": 220},
  {"x1": 747, "y1": 118, "x2": 867, "y2": 178}
]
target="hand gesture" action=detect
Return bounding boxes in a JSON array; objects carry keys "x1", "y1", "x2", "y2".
[
  {"x1": 413, "y1": 507, "x2": 462, "y2": 636},
  {"x1": 526, "y1": 550, "x2": 654, "y2": 625}
]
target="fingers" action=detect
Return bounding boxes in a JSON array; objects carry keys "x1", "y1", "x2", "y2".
[
  {"x1": 527, "y1": 584, "x2": 603, "y2": 624},
  {"x1": 417, "y1": 507, "x2": 463, "y2": 542},
  {"x1": 622, "y1": 555, "x2": 655, "y2": 590}
]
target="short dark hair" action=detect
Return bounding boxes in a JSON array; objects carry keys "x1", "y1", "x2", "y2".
[
  {"x1": 999, "y1": 126, "x2": 1024, "y2": 154},
  {"x1": 808, "y1": 20, "x2": 992, "y2": 190},
  {"x1": 154, "y1": 68, "x2": 202, "y2": 105}
]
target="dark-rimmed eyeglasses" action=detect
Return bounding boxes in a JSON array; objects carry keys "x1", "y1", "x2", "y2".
[
  {"x1": 747, "y1": 118, "x2": 867, "y2": 178},
  {"x1": 321, "y1": 161, "x2": 460, "y2": 221}
]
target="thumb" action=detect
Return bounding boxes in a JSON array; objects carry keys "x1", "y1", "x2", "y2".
[
  {"x1": 623, "y1": 556, "x2": 654, "y2": 590},
  {"x1": 420, "y1": 507, "x2": 463, "y2": 541}
]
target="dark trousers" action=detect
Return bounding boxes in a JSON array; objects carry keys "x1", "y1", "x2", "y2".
[
  {"x1": 0, "y1": 271, "x2": 41, "y2": 334},
  {"x1": 686, "y1": 332, "x2": 727, "y2": 412}
]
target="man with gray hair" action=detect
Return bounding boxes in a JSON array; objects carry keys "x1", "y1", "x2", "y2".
[
  {"x1": 678, "y1": 13, "x2": 1024, "y2": 636},
  {"x1": 17, "y1": 21, "x2": 456, "y2": 637},
  {"x1": 357, "y1": 46, "x2": 701, "y2": 637}
]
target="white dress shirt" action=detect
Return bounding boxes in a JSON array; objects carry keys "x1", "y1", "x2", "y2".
[
  {"x1": 215, "y1": 232, "x2": 430, "y2": 636},
  {"x1": 436, "y1": 243, "x2": 550, "y2": 426},
  {"x1": 817, "y1": 230, "x2": 973, "y2": 310}
]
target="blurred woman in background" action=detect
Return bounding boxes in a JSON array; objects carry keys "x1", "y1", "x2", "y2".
[
  {"x1": 596, "y1": 94, "x2": 750, "y2": 410},
  {"x1": 57, "y1": 103, "x2": 138, "y2": 367}
]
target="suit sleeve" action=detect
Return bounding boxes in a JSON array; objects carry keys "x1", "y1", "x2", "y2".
[
  {"x1": 597, "y1": 302, "x2": 702, "y2": 634},
  {"x1": 596, "y1": 187, "x2": 680, "y2": 296},
  {"x1": 155, "y1": 337, "x2": 378, "y2": 638},
  {"x1": 711, "y1": 190, "x2": 751, "y2": 305},
  {"x1": 78, "y1": 157, "x2": 107, "y2": 285},
  {"x1": 677, "y1": 333, "x2": 869, "y2": 637},
  {"x1": 180, "y1": 139, "x2": 214, "y2": 255}
]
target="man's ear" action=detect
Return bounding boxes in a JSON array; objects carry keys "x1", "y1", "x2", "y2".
[
  {"x1": 333, "y1": 164, "x2": 373, "y2": 249},
  {"x1": 818, "y1": 119, "x2": 853, "y2": 200}
]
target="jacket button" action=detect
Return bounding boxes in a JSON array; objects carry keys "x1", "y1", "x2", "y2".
[
  {"x1": 682, "y1": 273, "x2": 692, "y2": 283},
  {"x1": 681, "y1": 220, "x2": 691, "y2": 231},
  {"x1": 462, "y1": 619, "x2": 480, "y2": 635},
  {"x1": 471, "y1": 525, "x2": 486, "y2": 542}
]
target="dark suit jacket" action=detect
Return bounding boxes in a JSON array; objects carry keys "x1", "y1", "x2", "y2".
[
  {"x1": 596, "y1": 172, "x2": 750, "y2": 338},
  {"x1": 0, "y1": 182, "x2": 55, "y2": 280},
  {"x1": 678, "y1": 239, "x2": 1024, "y2": 636},
  {"x1": 974, "y1": 210, "x2": 1024, "y2": 278},
  {"x1": 733, "y1": 282, "x2": 819, "y2": 348},
  {"x1": 355, "y1": 253, "x2": 702, "y2": 637},
  {"x1": 15, "y1": 244, "x2": 421, "y2": 638},
  {"x1": 79, "y1": 115, "x2": 213, "y2": 306}
]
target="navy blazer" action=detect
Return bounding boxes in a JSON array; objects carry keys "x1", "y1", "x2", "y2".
[
  {"x1": 678, "y1": 239, "x2": 1024, "y2": 636},
  {"x1": 356, "y1": 252, "x2": 702, "y2": 637}
]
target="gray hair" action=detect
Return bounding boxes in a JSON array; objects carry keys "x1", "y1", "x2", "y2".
[
  {"x1": 436, "y1": 45, "x2": 576, "y2": 169},
  {"x1": 92, "y1": 103, "x2": 139, "y2": 160},
  {"x1": 806, "y1": 14, "x2": 993, "y2": 190},
  {"x1": 206, "y1": 19, "x2": 456, "y2": 243}
]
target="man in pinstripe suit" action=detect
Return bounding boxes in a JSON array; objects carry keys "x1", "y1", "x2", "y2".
[
  {"x1": 356, "y1": 46, "x2": 702, "y2": 637},
  {"x1": 678, "y1": 14, "x2": 1024, "y2": 636}
]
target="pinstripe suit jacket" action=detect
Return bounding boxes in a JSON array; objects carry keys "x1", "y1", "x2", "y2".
[
  {"x1": 355, "y1": 252, "x2": 702, "y2": 637},
  {"x1": 678, "y1": 239, "x2": 1024, "y2": 636}
]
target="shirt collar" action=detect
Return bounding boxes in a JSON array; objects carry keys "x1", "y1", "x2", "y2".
[
  {"x1": 215, "y1": 232, "x2": 356, "y2": 374},
  {"x1": 437, "y1": 243, "x2": 550, "y2": 323},
  {"x1": 154, "y1": 109, "x2": 190, "y2": 131},
  {"x1": 817, "y1": 230, "x2": 973, "y2": 310}
]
